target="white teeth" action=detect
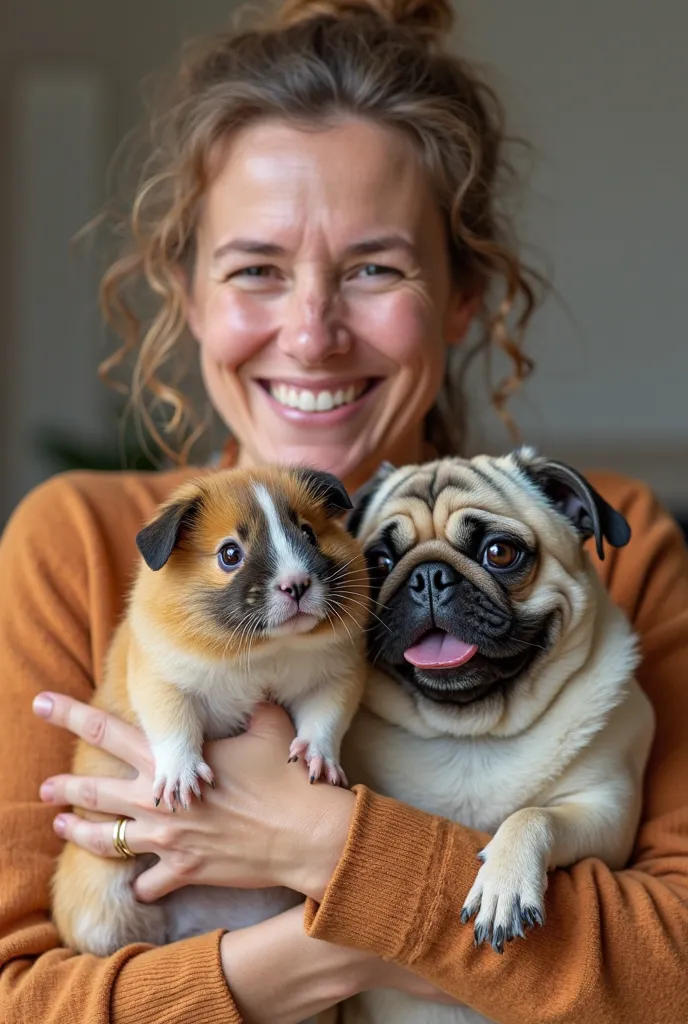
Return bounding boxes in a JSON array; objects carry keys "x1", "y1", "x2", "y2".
[{"x1": 269, "y1": 382, "x2": 367, "y2": 412}]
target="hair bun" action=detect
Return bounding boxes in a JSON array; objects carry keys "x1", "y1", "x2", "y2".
[{"x1": 276, "y1": 0, "x2": 455, "y2": 47}]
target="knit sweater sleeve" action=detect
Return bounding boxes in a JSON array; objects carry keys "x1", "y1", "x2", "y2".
[
  {"x1": 0, "y1": 474, "x2": 244, "y2": 1024},
  {"x1": 305, "y1": 474, "x2": 688, "y2": 1023}
]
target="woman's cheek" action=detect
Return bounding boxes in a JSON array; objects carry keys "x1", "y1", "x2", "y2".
[
  {"x1": 201, "y1": 291, "x2": 277, "y2": 367},
  {"x1": 350, "y1": 290, "x2": 445, "y2": 365}
]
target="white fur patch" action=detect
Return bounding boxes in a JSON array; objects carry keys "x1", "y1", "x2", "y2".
[{"x1": 254, "y1": 483, "x2": 307, "y2": 580}]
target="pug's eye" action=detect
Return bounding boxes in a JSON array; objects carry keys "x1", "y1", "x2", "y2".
[
  {"x1": 218, "y1": 541, "x2": 244, "y2": 572},
  {"x1": 301, "y1": 523, "x2": 317, "y2": 546},
  {"x1": 366, "y1": 546, "x2": 395, "y2": 580},
  {"x1": 376, "y1": 554, "x2": 394, "y2": 575},
  {"x1": 482, "y1": 539, "x2": 521, "y2": 570}
]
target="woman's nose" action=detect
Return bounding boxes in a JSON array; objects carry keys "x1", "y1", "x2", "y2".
[{"x1": 277, "y1": 281, "x2": 351, "y2": 364}]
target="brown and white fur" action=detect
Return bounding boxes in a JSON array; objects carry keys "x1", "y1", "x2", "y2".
[
  {"x1": 339, "y1": 449, "x2": 655, "y2": 1024},
  {"x1": 52, "y1": 465, "x2": 368, "y2": 966}
]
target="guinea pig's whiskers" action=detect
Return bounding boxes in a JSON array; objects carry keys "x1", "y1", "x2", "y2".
[
  {"x1": 324, "y1": 600, "x2": 355, "y2": 644},
  {"x1": 242, "y1": 615, "x2": 264, "y2": 673},
  {"x1": 223, "y1": 610, "x2": 258, "y2": 658},
  {"x1": 322, "y1": 556, "x2": 368, "y2": 583},
  {"x1": 330, "y1": 590, "x2": 392, "y2": 633}
]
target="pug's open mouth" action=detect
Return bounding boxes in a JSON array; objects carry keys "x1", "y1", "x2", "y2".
[
  {"x1": 380, "y1": 618, "x2": 552, "y2": 708},
  {"x1": 404, "y1": 629, "x2": 479, "y2": 669}
]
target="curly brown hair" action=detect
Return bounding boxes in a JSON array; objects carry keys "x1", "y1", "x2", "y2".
[{"x1": 99, "y1": 0, "x2": 542, "y2": 462}]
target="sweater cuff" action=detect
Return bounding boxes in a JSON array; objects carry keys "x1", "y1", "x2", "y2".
[
  {"x1": 112, "y1": 930, "x2": 243, "y2": 1024},
  {"x1": 304, "y1": 785, "x2": 485, "y2": 963}
]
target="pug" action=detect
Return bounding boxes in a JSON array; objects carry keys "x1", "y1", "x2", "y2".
[{"x1": 340, "y1": 447, "x2": 655, "y2": 1024}]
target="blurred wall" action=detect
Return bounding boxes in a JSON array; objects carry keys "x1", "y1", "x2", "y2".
[
  {"x1": 459, "y1": 0, "x2": 688, "y2": 504},
  {"x1": 1, "y1": 0, "x2": 686, "y2": 526}
]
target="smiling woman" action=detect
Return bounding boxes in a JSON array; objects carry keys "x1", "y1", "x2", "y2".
[{"x1": 99, "y1": 1, "x2": 538, "y2": 485}]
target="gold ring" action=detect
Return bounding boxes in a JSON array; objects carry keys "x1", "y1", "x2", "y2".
[{"x1": 112, "y1": 817, "x2": 135, "y2": 859}]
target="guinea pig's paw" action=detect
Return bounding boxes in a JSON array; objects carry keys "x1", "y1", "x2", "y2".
[
  {"x1": 460, "y1": 824, "x2": 548, "y2": 954},
  {"x1": 288, "y1": 738, "x2": 348, "y2": 787},
  {"x1": 152, "y1": 745, "x2": 215, "y2": 811}
]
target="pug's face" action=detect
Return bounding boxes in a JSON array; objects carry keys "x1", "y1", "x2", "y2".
[{"x1": 350, "y1": 447, "x2": 631, "y2": 737}]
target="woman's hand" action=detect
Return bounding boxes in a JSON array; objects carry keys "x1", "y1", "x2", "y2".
[{"x1": 34, "y1": 692, "x2": 354, "y2": 903}]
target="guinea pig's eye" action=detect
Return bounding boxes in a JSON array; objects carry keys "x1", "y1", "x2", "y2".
[
  {"x1": 481, "y1": 539, "x2": 522, "y2": 571},
  {"x1": 301, "y1": 523, "x2": 317, "y2": 546},
  {"x1": 217, "y1": 541, "x2": 244, "y2": 572}
]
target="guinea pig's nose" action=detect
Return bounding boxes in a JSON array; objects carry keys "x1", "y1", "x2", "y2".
[{"x1": 278, "y1": 575, "x2": 311, "y2": 603}]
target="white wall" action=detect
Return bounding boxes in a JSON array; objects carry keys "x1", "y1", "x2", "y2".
[{"x1": 2, "y1": 0, "x2": 686, "y2": 522}]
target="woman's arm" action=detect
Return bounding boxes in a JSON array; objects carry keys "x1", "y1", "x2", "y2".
[
  {"x1": 302, "y1": 476, "x2": 688, "y2": 1024},
  {"x1": 221, "y1": 905, "x2": 459, "y2": 1024}
]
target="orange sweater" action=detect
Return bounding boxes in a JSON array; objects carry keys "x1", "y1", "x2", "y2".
[{"x1": 0, "y1": 466, "x2": 687, "y2": 1024}]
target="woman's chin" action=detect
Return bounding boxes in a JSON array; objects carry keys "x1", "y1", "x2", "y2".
[{"x1": 260, "y1": 439, "x2": 370, "y2": 484}]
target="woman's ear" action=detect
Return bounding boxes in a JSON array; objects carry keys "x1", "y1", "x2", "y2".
[{"x1": 445, "y1": 289, "x2": 481, "y2": 347}]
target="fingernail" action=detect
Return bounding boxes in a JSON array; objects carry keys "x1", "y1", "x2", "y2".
[
  {"x1": 40, "y1": 781, "x2": 55, "y2": 802},
  {"x1": 33, "y1": 694, "x2": 54, "y2": 718},
  {"x1": 53, "y1": 814, "x2": 66, "y2": 837}
]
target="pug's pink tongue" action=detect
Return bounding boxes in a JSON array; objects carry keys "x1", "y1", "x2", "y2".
[{"x1": 404, "y1": 630, "x2": 478, "y2": 669}]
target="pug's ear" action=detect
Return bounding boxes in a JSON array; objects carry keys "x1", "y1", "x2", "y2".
[
  {"x1": 136, "y1": 494, "x2": 203, "y2": 571},
  {"x1": 518, "y1": 449, "x2": 631, "y2": 560},
  {"x1": 295, "y1": 468, "x2": 353, "y2": 518},
  {"x1": 346, "y1": 461, "x2": 397, "y2": 537}
]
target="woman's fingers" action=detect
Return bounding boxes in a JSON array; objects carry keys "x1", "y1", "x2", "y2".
[
  {"x1": 40, "y1": 772, "x2": 138, "y2": 816},
  {"x1": 33, "y1": 691, "x2": 152, "y2": 774},
  {"x1": 53, "y1": 812, "x2": 150, "y2": 859},
  {"x1": 133, "y1": 859, "x2": 184, "y2": 903}
]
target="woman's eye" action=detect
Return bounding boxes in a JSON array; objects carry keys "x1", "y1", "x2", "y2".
[
  {"x1": 242, "y1": 266, "x2": 272, "y2": 276},
  {"x1": 356, "y1": 263, "x2": 399, "y2": 279},
  {"x1": 227, "y1": 265, "x2": 280, "y2": 284},
  {"x1": 482, "y1": 540, "x2": 521, "y2": 570},
  {"x1": 218, "y1": 541, "x2": 244, "y2": 571},
  {"x1": 301, "y1": 523, "x2": 317, "y2": 546}
]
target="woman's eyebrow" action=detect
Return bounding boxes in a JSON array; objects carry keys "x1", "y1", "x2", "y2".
[
  {"x1": 212, "y1": 239, "x2": 288, "y2": 261},
  {"x1": 211, "y1": 234, "x2": 419, "y2": 263},
  {"x1": 345, "y1": 235, "x2": 418, "y2": 259}
]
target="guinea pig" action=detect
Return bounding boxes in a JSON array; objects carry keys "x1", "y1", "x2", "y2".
[{"x1": 51, "y1": 464, "x2": 369, "y2": 955}]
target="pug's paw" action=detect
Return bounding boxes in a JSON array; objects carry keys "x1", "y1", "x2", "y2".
[
  {"x1": 288, "y1": 737, "x2": 348, "y2": 786},
  {"x1": 151, "y1": 740, "x2": 215, "y2": 811},
  {"x1": 460, "y1": 810, "x2": 551, "y2": 953}
]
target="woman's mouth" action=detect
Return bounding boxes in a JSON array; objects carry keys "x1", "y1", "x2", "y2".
[{"x1": 256, "y1": 378, "x2": 381, "y2": 423}]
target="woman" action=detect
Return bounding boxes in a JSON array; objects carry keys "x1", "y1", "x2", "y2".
[{"x1": 1, "y1": 1, "x2": 687, "y2": 1022}]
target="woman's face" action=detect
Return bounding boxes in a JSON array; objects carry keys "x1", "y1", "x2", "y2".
[{"x1": 187, "y1": 117, "x2": 473, "y2": 487}]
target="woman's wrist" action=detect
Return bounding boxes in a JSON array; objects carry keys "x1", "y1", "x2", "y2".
[
  {"x1": 220, "y1": 905, "x2": 370, "y2": 1023},
  {"x1": 282, "y1": 783, "x2": 356, "y2": 902}
]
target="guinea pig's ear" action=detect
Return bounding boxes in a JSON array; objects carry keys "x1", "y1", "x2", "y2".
[
  {"x1": 295, "y1": 468, "x2": 353, "y2": 518},
  {"x1": 346, "y1": 461, "x2": 396, "y2": 537},
  {"x1": 518, "y1": 450, "x2": 631, "y2": 560},
  {"x1": 136, "y1": 494, "x2": 203, "y2": 571}
]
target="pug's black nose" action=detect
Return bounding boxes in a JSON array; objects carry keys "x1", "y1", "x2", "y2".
[{"x1": 410, "y1": 562, "x2": 460, "y2": 594}]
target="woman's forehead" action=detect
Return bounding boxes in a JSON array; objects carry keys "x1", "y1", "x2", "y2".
[{"x1": 197, "y1": 118, "x2": 444, "y2": 252}]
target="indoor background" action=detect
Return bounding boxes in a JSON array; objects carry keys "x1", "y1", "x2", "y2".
[{"x1": 1, "y1": 0, "x2": 686, "y2": 533}]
